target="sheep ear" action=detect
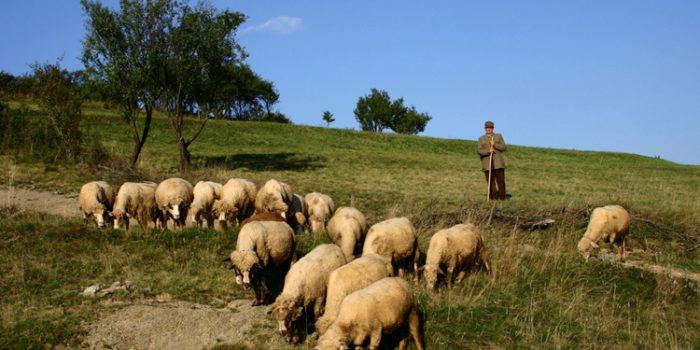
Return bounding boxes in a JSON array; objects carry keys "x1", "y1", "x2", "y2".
[
  {"x1": 228, "y1": 264, "x2": 235, "y2": 270},
  {"x1": 590, "y1": 241, "x2": 599, "y2": 248},
  {"x1": 267, "y1": 305, "x2": 275, "y2": 314},
  {"x1": 125, "y1": 212, "x2": 131, "y2": 218},
  {"x1": 417, "y1": 266, "x2": 424, "y2": 271},
  {"x1": 437, "y1": 267, "x2": 446, "y2": 275}
]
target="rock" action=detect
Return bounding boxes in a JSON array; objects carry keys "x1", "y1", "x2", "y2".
[{"x1": 82, "y1": 284, "x2": 102, "y2": 298}]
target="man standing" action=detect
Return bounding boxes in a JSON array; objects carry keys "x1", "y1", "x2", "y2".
[{"x1": 477, "y1": 121, "x2": 507, "y2": 200}]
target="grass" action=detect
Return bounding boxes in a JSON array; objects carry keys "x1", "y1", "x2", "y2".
[{"x1": 0, "y1": 100, "x2": 699, "y2": 349}]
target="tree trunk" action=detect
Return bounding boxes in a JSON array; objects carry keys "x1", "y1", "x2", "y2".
[
  {"x1": 178, "y1": 137, "x2": 191, "y2": 173},
  {"x1": 129, "y1": 105, "x2": 153, "y2": 167}
]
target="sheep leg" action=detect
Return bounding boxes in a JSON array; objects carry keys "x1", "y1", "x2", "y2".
[
  {"x1": 619, "y1": 238, "x2": 627, "y2": 262},
  {"x1": 313, "y1": 296, "x2": 325, "y2": 320},
  {"x1": 83, "y1": 213, "x2": 89, "y2": 225},
  {"x1": 368, "y1": 327, "x2": 383, "y2": 350},
  {"x1": 408, "y1": 308, "x2": 425, "y2": 350},
  {"x1": 455, "y1": 270, "x2": 467, "y2": 284},
  {"x1": 413, "y1": 247, "x2": 421, "y2": 282},
  {"x1": 446, "y1": 265, "x2": 455, "y2": 288}
]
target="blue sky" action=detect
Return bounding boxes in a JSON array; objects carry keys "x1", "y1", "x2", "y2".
[{"x1": 1, "y1": 1, "x2": 699, "y2": 164}]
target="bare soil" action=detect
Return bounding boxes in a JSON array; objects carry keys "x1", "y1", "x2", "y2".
[{"x1": 0, "y1": 186, "x2": 80, "y2": 218}]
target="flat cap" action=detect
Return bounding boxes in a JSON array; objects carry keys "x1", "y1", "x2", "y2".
[{"x1": 484, "y1": 121, "x2": 494, "y2": 128}]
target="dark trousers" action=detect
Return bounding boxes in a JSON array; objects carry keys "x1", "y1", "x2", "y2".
[{"x1": 484, "y1": 168, "x2": 506, "y2": 200}]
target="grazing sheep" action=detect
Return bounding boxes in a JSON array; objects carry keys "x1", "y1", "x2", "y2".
[
  {"x1": 255, "y1": 179, "x2": 293, "y2": 217},
  {"x1": 78, "y1": 181, "x2": 114, "y2": 228},
  {"x1": 228, "y1": 220, "x2": 296, "y2": 306},
  {"x1": 287, "y1": 193, "x2": 308, "y2": 232},
  {"x1": 315, "y1": 253, "x2": 393, "y2": 336},
  {"x1": 305, "y1": 192, "x2": 335, "y2": 233},
  {"x1": 362, "y1": 217, "x2": 420, "y2": 279},
  {"x1": 240, "y1": 211, "x2": 286, "y2": 228},
  {"x1": 316, "y1": 277, "x2": 425, "y2": 350},
  {"x1": 111, "y1": 182, "x2": 159, "y2": 232},
  {"x1": 155, "y1": 178, "x2": 194, "y2": 229},
  {"x1": 270, "y1": 244, "x2": 347, "y2": 344},
  {"x1": 578, "y1": 205, "x2": 631, "y2": 261},
  {"x1": 213, "y1": 178, "x2": 257, "y2": 227},
  {"x1": 423, "y1": 223, "x2": 491, "y2": 290},
  {"x1": 185, "y1": 181, "x2": 222, "y2": 228},
  {"x1": 326, "y1": 207, "x2": 368, "y2": 261}
]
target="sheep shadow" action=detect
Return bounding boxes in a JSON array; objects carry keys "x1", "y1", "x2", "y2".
[{"x1": 196, "y1": 152, "x2": 326, "y2": 172}]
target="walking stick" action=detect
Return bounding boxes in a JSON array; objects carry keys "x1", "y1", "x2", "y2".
[{"x1": 486, "y1": 135, "x2": 494, "y2": 201}]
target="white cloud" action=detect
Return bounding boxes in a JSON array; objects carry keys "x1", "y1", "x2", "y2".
[{"x1": 243, "y1": 16, "x2": 302, "y2": 34}]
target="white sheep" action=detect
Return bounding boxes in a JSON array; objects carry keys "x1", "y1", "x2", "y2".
[
  {"x1": 255, "y1": 179, "x2": 293, "y2": 217},
  {"x1": 287, "y1": 193, "x2": 308, "y2": 233},
  {"x1": 78, "y1": 181, "x2": 114, "y2": 228},
  {"x1": 212, "y1": 178, "x2": 257, "y2": 227},
  {"x1": 269, "y1": 244, "x2": 347, "y2": 344},
  {"x1": 228, "y1": 220, "x2": 296, "y2": 306},
  {"x1": 578, "y1": 205, "x2": 631, "y2": 261},
  {"x1": 305, "y1": 192, "x2": 335, "y2": 233},
  {"x1": 423, "y1": 223, "x2": 491, "y2": 290},
  {"x1": 186, "y1": 181, "x2": 222, "y2": 228},
  {"x1": 315, "y1": 277, "x2": 425, "y2": 350},
  {"x1": 362, "y1": 217, "x2": 420, "y2": 279},
  {"x1": 111, "y1": 182, "x2": 159, "y2": 232},
  {"x1": 326, "y1": 206, "x2": 367, "y2": 261},
  {"x1": 315, "y1": 253, "x2": 393, "y2": 336},
  {"x1": 155, "y1": 177, "x2": 194, "y2": 229}
]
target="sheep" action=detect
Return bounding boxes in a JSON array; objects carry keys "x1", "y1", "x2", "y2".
[
  {"x1": 78, "y1": 181, "x2": 114, "y2": 228},
  {"x1": 305, "y1": 192, "x2": 335, "y2": 233},
  {"x1": 228, "y1": 220, "x2": 296, "y2": 306},
  {"x1": 255, "y1": 179, "x2": 293, "y2": 217},
  {"x1": 212, "y1": 178, "x2": 257, "y2": 227},
  {"x1": 326, "y1": 206, "x2": 368, "y2": 261},
  {"x1": 577, "y1": 205, "x2": 631, "y2": 261},
  {"x1": 240, "y1": 211, "x2": 286, "y2": 228},
  {"x1": 315, "y1": 277, "x2": 425, "y2": 350},
  {"x1": 422, "y1": 223, "x2": 491, "y2": 290},
  {"x1": 315, "y1": 253, "x2": 393, "y2": 336},
  {"x1": 362, "y1": 217, "x2": 420, "y2": 280},
  {"x1": 185, "y1": 181, "x2": 222, "y2": 228},
  {"x1": 155, "y1": 177, "x2": 194, "y2": 229},
  {"x1": 269, "y1": 244, "x2": 347, "y2": 344},
  {"x1": 287, "y1": 193, "x2": 308, "y2": 233},
  {"x1": 111, "y1": 182, "x2": 159, "y2": 232}
]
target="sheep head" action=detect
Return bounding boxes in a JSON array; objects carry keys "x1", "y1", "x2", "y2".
[
  {"x1": 269, "y1": 297, "x2": 303, "y2": 342},
  {"x1": 229, "y1": 250, "x2": 261, "y2": 288},
  {"x1": 111, "y1": 208, "x2": 130, "y2": 230},
  {"x1": 90, "y1": 204, "x2": 109, "y2": 228},
  {"x1": 316, "y1": 326, "x2": 349, "y2": 350},
  {"x1": 422, "y1": 264, "x2": 444, "y2": 290},
  {"x1": 185, "y1": 205, "x2": 201, "y2": 228},
  {"x1": 213, "y1": 200, "x2": 238, "y2": 223},
  {"x1": 577, "y1": 237, "x2": 597, "y2": 261}
]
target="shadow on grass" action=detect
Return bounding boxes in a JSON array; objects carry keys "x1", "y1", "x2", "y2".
[{"x1": 196, "y1": 152, "x2": 326, "y2": 172}]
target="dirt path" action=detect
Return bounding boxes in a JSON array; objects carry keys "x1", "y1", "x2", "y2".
[
  {"x1": 82, "y1": 299, "x2": 297, "y2": 350},
  {"x1": 0, "y1": 186, "x2": 80, "y2": 218}
]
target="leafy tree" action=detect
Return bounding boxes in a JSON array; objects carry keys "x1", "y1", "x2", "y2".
[
  {"x1": 391, "y1": 106, "x2": 432, "y2": 135},
  {"x1": 162, "y1": 2, "x2": 246, "y2": 172},
  {"x1": 0, "y1": 71, "x2": 18, "y2": 95},
  {"x1": 354, "y1": 88, "x2": 403, "y2": 132},
  {"x1": 81, "y1": 0, "x2": 176, "y2": 167},
  {"x1": 217, "y1": 64, "x2": 279, "y2": 121},
  {"x1": 30, "y1": 62, "x2": 84, "y2": 161},
  {"x1": 322, "y1": 110, "x2": 335, "y2": 127}
]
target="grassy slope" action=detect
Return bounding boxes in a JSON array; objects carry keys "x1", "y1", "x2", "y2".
[{"x1": 1, "y1": 102, "x2": 699, "y2": 349}]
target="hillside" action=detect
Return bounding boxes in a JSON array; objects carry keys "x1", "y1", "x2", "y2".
[{"x1": 1, "y1": 102, "x2": 699, "y2": 349}]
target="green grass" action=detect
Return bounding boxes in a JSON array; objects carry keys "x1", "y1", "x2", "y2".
[{"x1": 1, "y1": 101, "x2": 699, "y2": 348}]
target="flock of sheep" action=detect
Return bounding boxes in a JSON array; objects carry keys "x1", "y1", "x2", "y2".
[{"x1": 78, "y1": 177, "x2": 631, "y2": 349}]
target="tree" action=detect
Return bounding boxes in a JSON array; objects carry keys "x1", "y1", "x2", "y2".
[
  {"x1": 354, "y1": 88, "x2": 404, "y2": 132},
  {"x1": 31, "y1": 62, "x2": 83, "y2": 161},
  {"x1": 81, "y1": 0, "x2": 176, "y2": 167},
  {"x1": 162, "y1": 2, "x2": 246, "y2": 172},
  {"x1": 0, "y1": 71, "x2": 18, "y2": 95},
  {"x1": 322, "y1": 110, "x2": 335, "y2": 127},
  {"x1": 391, "y1": 106, "x2": 431, "y2": 135}
]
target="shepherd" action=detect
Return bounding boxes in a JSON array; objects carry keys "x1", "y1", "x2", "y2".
[{"x1": 477, "y1": 121, "x2": 507, "y2": 200}]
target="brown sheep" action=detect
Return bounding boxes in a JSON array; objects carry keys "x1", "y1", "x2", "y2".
[
  {"x1": 326, "y1": 206, "x2": 367, "y2": 261},
  {"x1": 362, "y1": 217, "x2": 420, "y2": 280},
  {"x1": 186, "y1": 181, "x2": 222, "y2": 228},
  {"x1": 315, "y1": 253, "x2": 393, "y2": 336},
  {"x1": 228, "y1": 220, "x2": 296, "y2": 306},
  {"x1": 111, "y1": 182, "x2": 159, "y2": 232},
  {"x1": 269, "y1": 244, "x2": 347, "y2": 344},
  {"x1": 78, "y1": 181, "x2": 114, "y2": 228},
  {"x1": 213, "y1": 178, "x2": 257, "y2": 227},
  {"x1": 155, "y1": 178, "x2": 194, "y2": 229},
  {"x1": 255, "y1": 179, "x2": 293, "y2": 217},
  {"x1": 423, "y1": 223, "x2": 491, "y2": 290},
  {"x1": 305, "y1": 192, "x2": 335, "y2": 232},
  {"x1": 316, "y1": 277, "x2": 425, "y2": 350},
  {"x1": 578, "y1": 205, "x2": 631, "y2": 261}
]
